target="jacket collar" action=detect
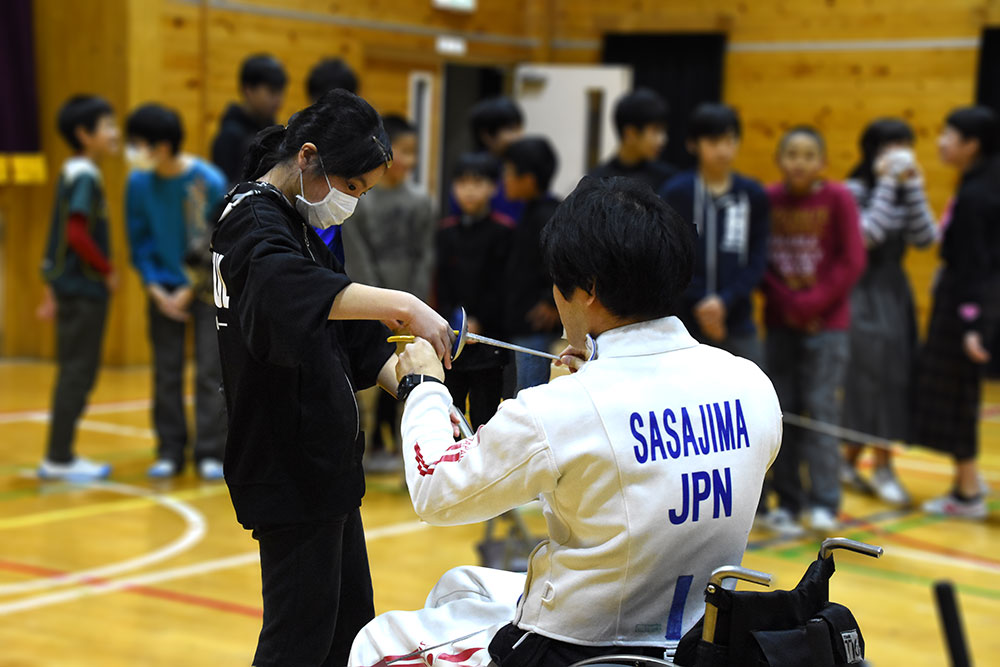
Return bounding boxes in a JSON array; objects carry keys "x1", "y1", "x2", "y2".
[{"x1": 593, "y1": 316, "x2": 699, "y2": 359}]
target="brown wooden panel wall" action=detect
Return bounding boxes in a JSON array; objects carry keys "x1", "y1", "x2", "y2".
[{"x1": 2, "y1": 0, "x2": 997, "y2": 361}]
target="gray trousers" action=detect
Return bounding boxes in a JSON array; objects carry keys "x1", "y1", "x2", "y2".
[
  {"x1": 46, "y1": 295, "x2": 108, "y2": 463},
  {"x1": 767, "y1": 328, "x2": 849, "y2": 515},
  {"x1": 149, "y1": 298, "x2": 226, "y2": 465}
]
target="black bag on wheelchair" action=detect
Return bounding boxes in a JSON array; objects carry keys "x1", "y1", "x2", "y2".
[{"x1": 672, "y1": 539, "x2": 880, "y2": 667}]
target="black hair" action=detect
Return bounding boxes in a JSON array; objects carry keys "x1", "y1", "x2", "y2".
[
  {"x1": 503, "y1": 136, "x2": 558, "y2": 193},
  {"x1": 468, "y1": 97, "x2": 523, "y2": 150},
  {"x1": 381, "y1": 114, "x2": 416, "y2": 143},
  {"x1": 452, "y1": 151, "x2": 500, "y2": 182},
  {"x1": 848, "y1": 118, "x2": 915, "y2": 187},
  {"x1": 239, "y1": 54, "x2": 288, "y2": 92},
  {"x1": 242, "y1": 88, "x2": 392, "y2": 182},
  {"x1": 778, "y1": 125, "x2": 826, "y2": 156},
  {"x1": 945, "y1": 106, "x2": 1000, "y2": 158},
  {"x1": 306, "y1": 58, "x2": 358, "y2": 101},
  {"x1": 541, "y1": 176, "x2": 695, "y2": 320},
  {"x1": 613, "y1": 88, "x2": 669, "y2": 139},
  {"x1": 57, "y1": 95, "x2": 114, "y2": 151},
  {"x1": 125, "y1": 103, "x2": 184, "y2": 155},
  {"x1": 688, "y1": 103, "x2": 741, "y2": 141}
]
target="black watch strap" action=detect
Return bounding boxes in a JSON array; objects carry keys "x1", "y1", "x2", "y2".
[{"x1": 396, "y1": 374, "x2": 444, "y2": 402}]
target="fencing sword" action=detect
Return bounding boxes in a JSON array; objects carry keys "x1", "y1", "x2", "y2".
[{"x1": 388, "y1": 307, "x2": 597, "y2": 363}]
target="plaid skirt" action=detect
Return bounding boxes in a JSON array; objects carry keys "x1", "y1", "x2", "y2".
[{"x1": 911, "y1": 272, "x2": 1000, "y2": 460}]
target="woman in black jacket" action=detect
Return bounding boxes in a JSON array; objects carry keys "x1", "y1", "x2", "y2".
[
  {"x1": 913, "y1": 106, "x2": 1000, "y2": 519},
  {"x1": 211, "y1": 89, "x2": 453, "y2": 666}
]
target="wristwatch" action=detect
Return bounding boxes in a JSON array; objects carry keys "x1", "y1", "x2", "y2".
[{"x1": 396, "y1": 374, "x2": 444, "y2": 402}]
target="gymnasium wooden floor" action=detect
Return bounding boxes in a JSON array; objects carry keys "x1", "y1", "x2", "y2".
[{"x1": 1, "y1": 360, "x2": 999, "y2": 666}]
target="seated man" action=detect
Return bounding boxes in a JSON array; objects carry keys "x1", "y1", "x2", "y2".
[{"x1": 352, "y1": 177, "x2": 782, "y2": 667}]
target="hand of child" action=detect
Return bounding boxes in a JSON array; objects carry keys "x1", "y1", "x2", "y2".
[
  {"x1": 398, "y1": 294, "x2": 453, "y2": 370},
  {"x1": 150, "y1": 284, "x2": 190, "y2": 322},
  {"x1": 171, "y1": 286, "x2": 194, "y2": 312},
  {"x1": 36, "y1": 286, "x2": 57, "y2": 321},
  {"x1": 527, "y1": 302, "x2": 560, "y2": 331},
  {"x1": 104, "y1": 270, "x2": 119, "y2": 295},
  {"x1": 695, "y1": 295, "x2": 727, "y2": 341},
  {"x1": 964, "y1": 331, "x2": 991, "y2": 364}
]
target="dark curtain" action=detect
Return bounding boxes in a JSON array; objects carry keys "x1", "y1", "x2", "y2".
[
  {"x1": 0, "y1": 0, "x2": 41, "y2": 152},
  {"x1": 603, "y1": 33, "x2": 727, "y2": 171},
  {"x1": 976, "y1": 28, "x2": 1000, "y2": 376}
]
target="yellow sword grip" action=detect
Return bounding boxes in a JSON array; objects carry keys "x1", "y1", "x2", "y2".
[{"x1": 387, "y1": 330, "x2": 460, "y2": 344}]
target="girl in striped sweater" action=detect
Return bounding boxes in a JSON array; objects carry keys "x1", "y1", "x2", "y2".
[{"x1": 841, "y1": 118, "x2": 937, "y2": 506}]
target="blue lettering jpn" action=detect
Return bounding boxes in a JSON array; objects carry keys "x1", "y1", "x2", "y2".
[
  {"x1": 712, "y1": 468, "x2": 733, "y2": 518},
  {"x1": 691, "y1": 471, "x2": 712, "y2": 521},
  {"x1": 630, "y1": 412, "x2": 648, "y2": 463},
  {"x1": 669, "y1": 473, "x2": 689, "y2": 524},
  {"x1": 681, "y1": 407, "x2": 698, "y2": 456}
]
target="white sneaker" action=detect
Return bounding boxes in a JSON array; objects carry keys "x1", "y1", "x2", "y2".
[
  {"x1": 807, "y1": 506, "x2": 839, "y2": 533},
  {"x1": 198, "y1": 458, "x2": 224, "y2": 481},
  {"x1": 922, "y1": 493, "x2": 988, "y2": 520},
  {"x1": 871, "y1": 466, "x2": 911, "y2": 506},
  {"x1": 147, "y1": 459, "x2": 179, "y2": 479},
  {"x1": 758, "y1": 508, "x2": 805, "y2": 537},
  {"x1": 840, "y1": 463, "x2": 874, "y2": 495},
  {"x1": 38, "y1": 457, "x2": 111, "y2": 482}
]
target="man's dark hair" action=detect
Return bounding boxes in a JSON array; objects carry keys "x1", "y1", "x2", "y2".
[
  {"x1": 778, "y1": 125, "x2": 826, "y2": 156},
  {"x1": 306, "y1": 58, "x2": 358, "y2": 101},
  {"x1": 452, "y1": 151, "x2": 500, "y2": 182},
  {"x1": 503, "y1": 136, "x2": 558, "y2": 193},
  {"x1": 126, "y1": 103, "x2": 184, "y2": 155},
  {"x1": 57, "y1": 95, "x2": 114, "y2": 151},
  {"x1": 468, "y1": 97, "x2": 523, "y2": 150},
  {"x1": 382, "y1": 114, "x2": 417, "y2": 144},
  {"x1": 688, "y1": 103, "x2": 741, "y2": 141},
  {"x1": 613, "y1": 88, "x2": 669, "y2": 139},
  {"x1": 542, "y1": 176, "x2": 695, "y2": 320},
  {"x1": 240, "y1": 54, "x2": 288, "y2": 92}
]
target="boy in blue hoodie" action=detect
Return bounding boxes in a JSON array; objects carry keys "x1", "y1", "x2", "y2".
[{"x1": 660, "y1": 103, "x2": 770, "y2": 363}]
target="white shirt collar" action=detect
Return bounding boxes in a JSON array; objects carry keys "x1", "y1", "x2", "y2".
[{"x1": 593, "y1": 316, "x2": 699, "y2": 359}]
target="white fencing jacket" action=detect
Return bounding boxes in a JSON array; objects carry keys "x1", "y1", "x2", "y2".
[{"x1": 401, "y1": 316, "x2": 782, "y2": 653}]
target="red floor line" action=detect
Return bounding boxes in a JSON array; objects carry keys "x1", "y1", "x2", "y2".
[
  {"x1": 0, "y1": 558, "x2": 262, "y2": 618},
  {"x1": 842, "y1": 514, "x2": 1000, "y2": 570}
]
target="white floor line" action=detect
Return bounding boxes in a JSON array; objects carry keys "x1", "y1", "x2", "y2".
[
  {"x1": 0, "y1": 518, "x2": 428, "y2": 616},
  {"x1": 0, "y1": 396, "x2": 193, "y2": 425},
  {"x1": 0, "y1": 481, "x2": 205, "y2": 596},
  {"x1": 876, "y1": 543, "x2": 1000, "y2": 576}
]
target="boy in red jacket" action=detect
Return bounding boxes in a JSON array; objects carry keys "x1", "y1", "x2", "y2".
[{"x1": 761, "y1": 126, "x2": 867, "y2": 534}]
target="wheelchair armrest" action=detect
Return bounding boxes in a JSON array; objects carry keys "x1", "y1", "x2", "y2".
[
  {"x1": 567, "y1": 655, "x2": 674, "y2": 667},
  {"x1": 819, "y1": 537, "x2": 884, "y2": 560}
]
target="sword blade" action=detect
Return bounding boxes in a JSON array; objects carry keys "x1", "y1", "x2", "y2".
[{"x1": 464, "y1": 333, "x2": 561, "y2": 361}]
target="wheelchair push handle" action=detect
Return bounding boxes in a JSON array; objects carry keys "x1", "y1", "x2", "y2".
[
  {"x1": 567, "y1": 655, "x2": 674, "y2": 666},
  {"x1": 819, "y1": 537, "x2": 884, "y2": 560},
  {"x1": 702, "y1": 566, "x2": 773, "y2": 644}
]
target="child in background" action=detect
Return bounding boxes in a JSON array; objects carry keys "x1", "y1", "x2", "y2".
[
  {"x1": 437, "y1": 153, "x2": 515, "y2": 427},
  {"x1": 590, "y1": 88, "x2": 677, "y2": 192},
  {"x1": 342, "y1": 115, "x2": 435, "y2": 471},
  {"x1": 37, "y1": 95, "x2": 120, "y2": 481},
  {"x1": 841, "y1": 119, "x2": 937, "y2": 506},
  {"x1": 761, "y1": 126, "x2": 867, "y2": 534},
  {"x1": 211, "y1": 53, "x2": 287, "y2": 186},
  {"x1": 306, "y1": 57, "x2": 359, "y2": 102},
  {"x1": 502, "y1": 136, "x2": 562, "y2": 391},
  {"x1": 459, "y1": 97, "x2": 525, "y2": 221},
  {"x1": 660, "y1": 103, "x2": 770, "y2": 363},
  {"x1": 125, "y1": 103, "x2": 229, "y2": 480}
]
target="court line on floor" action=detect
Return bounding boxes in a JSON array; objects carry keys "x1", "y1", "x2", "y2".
[
  {"x1": 0, "y1": 482, "x2": 206, "y2": 596},
  {"x1": 0, "y1": 399, "x2": 154, "y2": 425},
  {"x1": 0, "y1": 519, "x2": 429, "y2": 617}
]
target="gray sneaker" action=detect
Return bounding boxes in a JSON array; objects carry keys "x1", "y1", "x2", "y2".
[
  {"x1": 198, "y1": 458, "x2": 224, "y2": 481},
  {"x1": 38, "y1": 457, "x2": 111, "y2": 482},
  {"x1": 758, "y1": 508, "x2": 805, "y2": 537},
  {"x1": 840, "y1": 463, "x2": 875, "y2": 495},
  {"x1": 871, "y1": 466, "x2": 911, "y2": 506},
  {"x1": 922, "y1": 493, "x2": 987, "y2": 520}
]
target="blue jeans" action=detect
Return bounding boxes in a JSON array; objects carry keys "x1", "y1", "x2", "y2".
[
  {"x1": 766, "y1": 328, "x2": 849, "y2": 515},
  {"x1": 511, "y1": 334, "x2": 560, "y2": 392}
]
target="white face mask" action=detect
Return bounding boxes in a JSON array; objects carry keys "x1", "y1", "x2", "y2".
[
  {"x1": 294, "y1": 168, "x2": 358, "y2": 229},
  {"x1": 125, "y1": 145, "x2": 155, "y2": 171}
]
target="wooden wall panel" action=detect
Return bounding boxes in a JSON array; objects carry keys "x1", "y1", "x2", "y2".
[{"x1": 3, "y1": 0, "x2": 998, "y2": 360}]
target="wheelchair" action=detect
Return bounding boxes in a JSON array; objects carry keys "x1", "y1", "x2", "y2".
[{"x1": 566, "y1": 537, "x2": 884, "y2": 667}]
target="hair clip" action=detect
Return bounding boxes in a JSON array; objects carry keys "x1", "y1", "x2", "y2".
[{"x1": 372, "y1": 135, "x2": 391, "y2": 164}]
